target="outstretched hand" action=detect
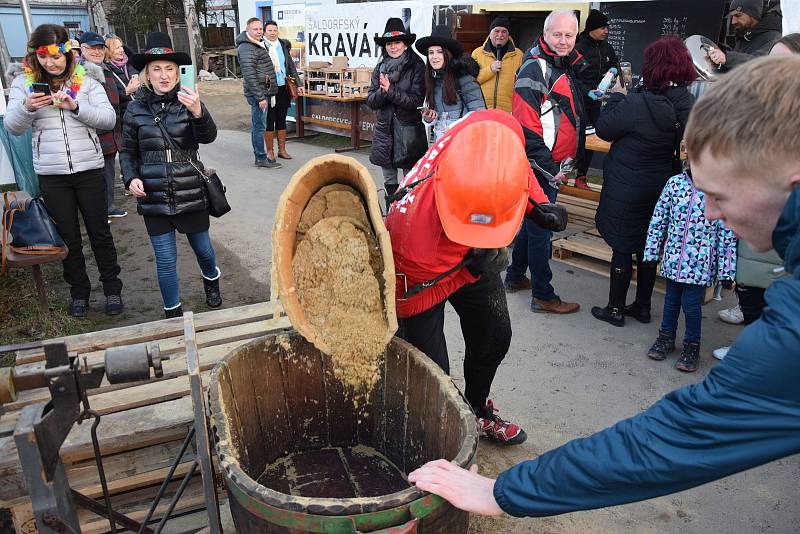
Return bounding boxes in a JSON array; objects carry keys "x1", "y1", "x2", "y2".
[{"x1": 408, "y1": 460, "x2": 504, "y2": 516}]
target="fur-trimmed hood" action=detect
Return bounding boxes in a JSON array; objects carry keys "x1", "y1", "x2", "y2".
[{"x1": 451, "y1": 56, "x2": 481, "y2": 79}]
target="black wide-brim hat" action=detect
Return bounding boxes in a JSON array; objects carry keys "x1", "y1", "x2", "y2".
[
  {"x1": 415, "y1": 25, "x2": 463, "y2": 58},
  {"x1": 374, "y1": 17, "x2": 417, "y2": 46},
  {"x1": 130, "y1": 32, "x2": 192, "y2": 71}
]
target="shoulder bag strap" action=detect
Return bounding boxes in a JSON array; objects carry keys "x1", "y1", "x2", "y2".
[{"x1": 146, "y1": 101, "x2": 206, "y2": 178}]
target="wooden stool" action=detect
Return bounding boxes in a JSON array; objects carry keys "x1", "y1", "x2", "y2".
[{"x1": 3, "y1": 245, "x2": 68, "y2": 311}]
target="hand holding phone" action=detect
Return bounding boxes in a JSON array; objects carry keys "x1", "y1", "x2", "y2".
[
  {"x1": 176, "y1": 86, "x2": 202, "y2": 118},
  {"x1": 25, "y1": 83, "x2": 53, "y2": 111},
  {"x1": 179, "y1": 65, "x2": 196, "y2": 93}
]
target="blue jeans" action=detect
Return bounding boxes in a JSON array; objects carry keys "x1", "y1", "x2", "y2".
[
  {"x1": 149, "y1": 230, "x2": 218, "y2": 309},
  {"x1": 246, "y1": 95, "x2": 267, "y2": 161},
  {"x1": 506, "y1": 182, "x2": 559, "y2": 301},
  {"x1": 660, "y1": 279, "x2": 705, "y2": 343}
]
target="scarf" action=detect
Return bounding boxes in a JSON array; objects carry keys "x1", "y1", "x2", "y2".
[
  {"x1": 110, "y1": 52, "x2": 129, "y2": 70},
  {"x1": 265, "y1": 38, "x2": 284, "y2": 79},
  {"x1": 379, "y1": 50, "x2": 410, "y2": 84},
  {"x1": 247, "y1": 34, "x2": 267, "y2": 49}
]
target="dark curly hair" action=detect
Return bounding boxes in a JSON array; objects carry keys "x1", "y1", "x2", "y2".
[
  {"x1": 642, "y1": 35, "x2": 696, "y2": 91},
  {"x1": 24, "y1": 24, "x2": 77, "y2": 90}
]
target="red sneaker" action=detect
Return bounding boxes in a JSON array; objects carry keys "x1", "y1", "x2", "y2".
[
  {"x1": 574, "y1": 176, "x2": 591, "y2": 190},
  {"x1": 477, "y1": 400, "x2": 527, "y2": 445}
]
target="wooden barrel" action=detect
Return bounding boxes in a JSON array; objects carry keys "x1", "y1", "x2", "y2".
[{"x1": 208, "y1": 331, "x2": 478, "y2": 533}]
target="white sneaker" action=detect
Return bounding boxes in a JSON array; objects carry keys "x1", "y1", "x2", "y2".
[
  {"x1": 712, "y1": 346, "x2": 730, "y2": 360},
  {"x1": 718, "y1": 305, "x2": 744, "y2": 325}
]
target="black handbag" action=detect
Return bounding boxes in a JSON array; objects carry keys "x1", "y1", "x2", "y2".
[
  {"x1": 2, "y1": 192, "x2": 65, "y2": 273},
  {"x1": 148, "y1": 104, "x2": 231, "y2": 218},
  {"x1": 392, "y1": 116, "x2": 428, "y2": 169}
]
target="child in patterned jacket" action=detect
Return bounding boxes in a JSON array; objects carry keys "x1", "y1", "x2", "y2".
[{"x1": 643, "y1": 171, "x2": 737, "y2": 372}]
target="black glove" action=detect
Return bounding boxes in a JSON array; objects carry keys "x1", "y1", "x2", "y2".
[
  {"x1": 466, "y1": 248, "x2": 510, "y2": 277},
  {"x1": 527, "y1": 202, "x2": 568, "y2": 232}
]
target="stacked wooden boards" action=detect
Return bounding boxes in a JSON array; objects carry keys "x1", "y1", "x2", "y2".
[{"x1": 0, "y1": 303, "x2": 290, "y2": 533}]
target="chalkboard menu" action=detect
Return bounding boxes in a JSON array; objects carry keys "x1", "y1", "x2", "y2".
[{"x1": 599, "y1": 1, "x2": 727, "y2": 81}]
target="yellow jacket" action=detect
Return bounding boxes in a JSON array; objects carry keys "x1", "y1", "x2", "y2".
[{"x1": 471, "y1": 36, "x2": 523, "y2": 112}]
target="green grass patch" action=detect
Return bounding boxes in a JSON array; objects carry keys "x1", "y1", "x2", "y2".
[{"x1": 0, "y1": 263, "x2": 93, "y2": 366}]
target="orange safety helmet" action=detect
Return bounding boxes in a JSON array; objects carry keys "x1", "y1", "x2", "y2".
[{"x1": 434, "y1": 120, "x2": 530, "y2": 248}]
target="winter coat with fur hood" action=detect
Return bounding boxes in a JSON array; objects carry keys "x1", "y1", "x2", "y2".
[{"x1": 4, "y1": 61, "x2": 115, "y2": 175}]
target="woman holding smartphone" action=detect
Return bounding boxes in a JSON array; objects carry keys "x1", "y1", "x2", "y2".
[
  {"x1": 5, "y1": 23, "x2": 124, "y2": 317},
  {"x1": 104, "y1": 35, "x2": 139, "y2": 118},
  {"x1": 120, "y1": 32, "x2": 221, "y2": 318}
]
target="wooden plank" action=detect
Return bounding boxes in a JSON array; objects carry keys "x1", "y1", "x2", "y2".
[
  {"x1": 382, "y1": 343, "x2": 407, "y2": 472},
  {"x1": 560, "y1": 186, "x2": 601, "y2": 203},
  {"x1": 0, "y1": 397, "x2": 194, "y2": 505},
  {"x1": 322, "y1": 351, "x2": 359, "y2": 449},
  {"x1": 2, "y1": 317, "x2": 291, "y2": 421},
  {"x1": 10, "y1": 501, "x2": 36, "y2": 533},
  {"x1": 14, "y1": 302, "x2": 282, "y2": 365},
  {"x1": 279, "y1": 338, "x2": 327, "y2": 452}
]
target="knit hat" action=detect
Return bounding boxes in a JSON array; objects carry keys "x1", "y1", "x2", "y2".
[
  {"x1": 729, "y1": 0, "x2": 763, "y2": 20},
  {"x1": 489, "y1": 16, "x2": 511, "y2": 32},
  {"x1": 584, "y1": 10, "x2": 609, "y2": 33}
]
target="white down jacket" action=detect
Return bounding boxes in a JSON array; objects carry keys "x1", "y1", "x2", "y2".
[{"x1": 4, "y1": 61, "x2": 115, "y2": 175}]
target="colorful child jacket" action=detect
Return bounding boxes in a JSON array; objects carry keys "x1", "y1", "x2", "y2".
[{"x1": 644, "y1": 172, "x2": 736, "y2": 286}]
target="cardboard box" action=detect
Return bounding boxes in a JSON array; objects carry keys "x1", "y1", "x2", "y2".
[
  {"x1": 308, "y1": 61, "x2": 331, "y2": 69},
  {"x1": 331, "y1": 56, "x2": 349, "y2": 69}
]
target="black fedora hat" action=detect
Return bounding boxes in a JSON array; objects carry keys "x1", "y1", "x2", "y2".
[
  {"x1": 130, "y1": 32, "x2": 192, "y2": 71},
  {"x1": 415, "y1": 25, "x2": 463, "y2": 58},
  {"x1": 374, "y1": 18, "x2": 417, "y2": 46}
]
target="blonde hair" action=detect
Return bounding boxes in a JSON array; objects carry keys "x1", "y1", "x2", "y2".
[
  {"x1": 685, "y1": 55, "x2": 800, "y2": 179},
  {"x1": 104, "y1": 36, "x2": 123, "y2": 62}
]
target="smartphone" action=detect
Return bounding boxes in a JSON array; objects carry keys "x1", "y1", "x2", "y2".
[
  {"x1": 31, "y1": 82, "x2": 51, "y2": 95},
  {"x1": 178, "y1": 64, "x2": 196, "y2": 92},
  {"x1": 619, "y1": 61, "x2": 633, "y2": 90}
]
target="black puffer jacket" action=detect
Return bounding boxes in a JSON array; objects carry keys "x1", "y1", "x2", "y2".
[
  {"x1": 574, "y1": 33, "x2": 619, "y2": 112},
  {"x1": 367, "y1": 50, "x2": 425, "y2": 168},
  {"x1": 594, "y1": 87, "x2": 694, "y2": 254},
  {"x1": 236, "y1": 31, "x2": 279, "y2": 101},
  {"x1": 120, "y1": 87, "x2": 218, "y2": 217}
]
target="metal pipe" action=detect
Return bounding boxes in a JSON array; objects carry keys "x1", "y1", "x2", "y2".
[
  {"x1": 138, "y1": 426, "x2": 196, "y2": 534},
  {"x1": 19, "y1": 0, "x2": 34, "y2": 37},
  {"x1": 88, "y1": 409, "x2": 117, "y2": 534},
  {"x1": 153, "y1": 458, "x2": 199, "y2": 534}
]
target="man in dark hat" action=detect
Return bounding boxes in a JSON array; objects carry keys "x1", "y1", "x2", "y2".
[
  {"x1": 79, "y1": 31, "x2": 127, "y2": 220},
  {"x1": 708, "y1": 0, "x2": 782, "y2": 70},
  {"x1": 572, "y1": 9, "x2": 619, "y2": 190},
  {"x1": 471, "y1": 16, "x2": 522, "y2": 112}
]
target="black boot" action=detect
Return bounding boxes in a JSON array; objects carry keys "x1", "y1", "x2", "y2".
[
  {"x1": 165, "y1": 305, "x2": 183, "y2": 318},
  {"x1": 626, "y1": 260, "x2": 656, "y2": 323},
  {"x1": 203, "y1": 275, "x2": 222, "y2": 308},
  {"x1": 675, "y1": 341, "x2": 701, "y2": 372},
  {"x1": 647, "y1": 330, "x2": 676, "y2": 361},
  {"x1": 591, "y1": 265, "x2": 630, "y2": 327},
  {"x1": 385, "y1": 183, "x2": 399, "y2": 212}
]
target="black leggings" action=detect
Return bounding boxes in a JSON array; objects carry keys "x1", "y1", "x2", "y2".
[{"x1": 266, "y1": 86, "x2": 290, "y2": 131}]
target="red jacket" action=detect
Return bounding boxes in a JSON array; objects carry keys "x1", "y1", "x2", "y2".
[
  {"x1": 386, "y1": 110, "x2": 548, "y2": 318},
  {"x1": 512, "y1": 37, "x2": 587, "y2": 187}
]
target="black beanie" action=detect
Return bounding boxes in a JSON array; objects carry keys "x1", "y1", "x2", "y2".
[
  {"x1": 584, "y1": 10, "x2": 609, "y2": 33},
  {"x1": 489, "y1": 16, "x2": 511, "y2": 32}
]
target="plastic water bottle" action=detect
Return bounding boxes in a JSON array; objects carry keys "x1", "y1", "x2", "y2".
[{"x1": 588, "y1": 67, "x2": 619, "y2": 101}]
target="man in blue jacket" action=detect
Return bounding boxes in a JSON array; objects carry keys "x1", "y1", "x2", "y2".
[{"x1": 408, "y1": 55, "x2": 800, "y2": 518}]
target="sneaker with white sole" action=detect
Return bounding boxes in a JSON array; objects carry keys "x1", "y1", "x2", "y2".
[
  {"x1": 712, "y1": 346, "x2": 729, "y2": 360},
  {"x1": 477, "y1": 400, "x2": 527, "y2": 445},
  {"x1": 108, "y1": 208, "x2": 127, "y2": 218},
  {"x1": 718, "y1": 305, "x2": 744, "y2": 325}
]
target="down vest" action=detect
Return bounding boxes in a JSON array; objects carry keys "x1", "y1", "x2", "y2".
[
  {"x1": 4, "y1": 62, "x2": 115, "y2": 175},
  {"x1": 644, "y1": 172, "x2": 736, "y2": 286},
  {"x1": 120, "y1": 87, "x2": 217, "y2": 217},
  {"x1": 366, "y1": 51, "x2": 426, "y2": 168}
]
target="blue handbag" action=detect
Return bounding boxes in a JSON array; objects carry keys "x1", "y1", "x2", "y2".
[{"x1": 2, "y1": 192, "x2": 64, "y2": 273}]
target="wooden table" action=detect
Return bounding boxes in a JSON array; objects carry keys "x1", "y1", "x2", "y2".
[
  {"x1": 296, "y1": 94, "x2": 369, "y2": 153},
  {"x1": 585, "y1": 133, "x2": 687, "y2": 159}
]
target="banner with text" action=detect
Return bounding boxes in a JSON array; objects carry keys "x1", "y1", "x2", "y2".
[{"x1": 305, "y1": 2, "x2": 433, "y2": 68}]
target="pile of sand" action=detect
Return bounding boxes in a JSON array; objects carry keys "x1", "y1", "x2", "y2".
[{"x1": 292, "y1": 186, "x2": 388, "y2": 392}]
